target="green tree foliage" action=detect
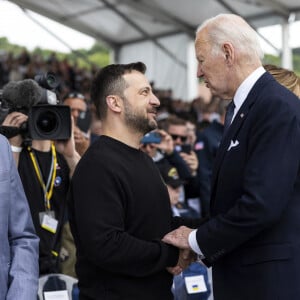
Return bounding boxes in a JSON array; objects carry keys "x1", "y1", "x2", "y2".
[
  {"x1": 66, "y1": 43, "x2": 110, "y2": 69},
  {"x1": 0, "y1": 37, "x2": 110, "y2": 70},
  {"x1": 293, "y1": 50, "x2": 300, "y2": 76},
  {"x1": 0, "y1": 37, "x2": 29, "y2": 56},
  {"x1": 263, "y1": 52, "x2": 300, "y2": 76},
  {"x1": 263, "y1": 53, "x2": 281, "y2": 66}
]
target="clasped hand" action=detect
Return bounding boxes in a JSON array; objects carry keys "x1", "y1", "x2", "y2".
[{"x1": 163, "y1": 226, "x2": 195, "y2": 275}]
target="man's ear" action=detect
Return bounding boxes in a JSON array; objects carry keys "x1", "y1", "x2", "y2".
[
  {"x1": 106, "y1": 95, "x2": 122, "y2": 112},
  {"x1": 223, "y1": 42, "x2": 234, "y2": 65}
]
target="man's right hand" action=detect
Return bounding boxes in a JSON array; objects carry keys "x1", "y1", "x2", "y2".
[
  {"x1": 2, "y1": 112, "x2": 28, "y2": 147},
  {"x1": 156, "y1": 129, "x2": 174, "y2": 155},
  {"x1": 73, "y1": 125, "x2": 90, "y2": 156}
]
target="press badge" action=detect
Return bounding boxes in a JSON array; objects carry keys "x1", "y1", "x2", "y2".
[
  {"x1": 39, "y1": 211, "x2": 58, "y2": 233},
  {"x1": 185, "y1": 275, "x2": 207, "y2": 294}
]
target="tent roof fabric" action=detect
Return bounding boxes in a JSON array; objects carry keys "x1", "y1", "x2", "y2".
[
  {"x1": 7, "y1": 0, "x2": 300, "y2": 50},
  {"x1": 7, "y1": 0, "x2": 300, "y2": 100}
]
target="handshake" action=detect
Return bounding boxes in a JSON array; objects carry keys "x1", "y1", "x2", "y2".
[{"x1": 162, "y1": 226, "x2": 198, "y2": 275}]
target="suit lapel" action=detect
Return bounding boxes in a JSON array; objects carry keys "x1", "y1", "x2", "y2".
[
  {"x1": 210, "y1": 72, "x2": 272, "y2": 201},
  {"x1": 210, "y1": 102, "x2": 251, "y2": 190}
]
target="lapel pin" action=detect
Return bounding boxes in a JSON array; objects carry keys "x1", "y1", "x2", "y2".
[{"x1": 240, "y1": 113, "x2": 244, "y2": 118}]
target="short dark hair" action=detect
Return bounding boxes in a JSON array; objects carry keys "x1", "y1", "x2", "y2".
[
  {"x1": 90, "y1": 62, "x2": 146, "y2": 119},
  {"x1": 162, "y1": 114, "x2": 187, "y2": 131}
]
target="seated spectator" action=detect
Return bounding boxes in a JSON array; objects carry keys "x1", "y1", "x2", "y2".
[{"x1": 158, "y1": 162, "x2": 199, "y2": 219}]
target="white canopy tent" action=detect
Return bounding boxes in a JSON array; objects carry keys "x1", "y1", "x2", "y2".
[{"x1": 7, "y1": 0, "x2": 300, "y2": 100}]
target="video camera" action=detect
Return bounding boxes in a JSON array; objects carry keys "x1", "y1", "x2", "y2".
[{"x1": 0, "y1": 72, "x2": 71, "y2": 144}]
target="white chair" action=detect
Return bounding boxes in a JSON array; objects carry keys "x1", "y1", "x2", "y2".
[{"x1": 38, "y1": 273, "x2": 78, "y2": 300}]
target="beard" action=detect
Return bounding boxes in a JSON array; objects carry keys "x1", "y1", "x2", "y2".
[{"x1": 123, "y1": 98, "x2": 157, "y2": 135}]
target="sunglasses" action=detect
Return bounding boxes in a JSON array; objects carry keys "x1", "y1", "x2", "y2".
[
  {"x1": 65, "y1": 92, "x2": 86, "y2": 101},
  {"x1": 170, "y1": 134, "x2": 187, "y2": 143}
]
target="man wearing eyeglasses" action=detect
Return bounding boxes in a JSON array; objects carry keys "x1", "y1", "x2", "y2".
[
  {"x1": 63, "y1": 92, "x2": 91, "y2": 156},
  {"x1": 162, "y1": 115, "x2": 201, "y2": 214}
]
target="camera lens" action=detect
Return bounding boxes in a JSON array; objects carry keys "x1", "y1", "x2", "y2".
[
  {"x1": 36, "y1": 110, "x2": 58, "y2": 134},
  {"x1": 46, "y1": 73, "x2": 57, "y2": 89},
  {"x1": 28, "y1": 105, "x2": 71, "y2": 140},
  {"x1": 34, "y1": 72, "x2": 59, "y2": 90}
]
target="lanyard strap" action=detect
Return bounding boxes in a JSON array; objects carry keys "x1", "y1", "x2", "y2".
[{"x1": 28, "y1": 143, "x2": 57, "y2": 210}]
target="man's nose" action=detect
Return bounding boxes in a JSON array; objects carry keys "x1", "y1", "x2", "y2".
[
  {"x1": 150, "y1": 94, "x2": 160, "y2": 107},
  {"x1": 197, "y1": 64, "x2": 204, "y2": 78}
]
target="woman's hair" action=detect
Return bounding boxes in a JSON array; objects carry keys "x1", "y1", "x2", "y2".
[{"x1": 264, "y1": 64, "x2": 300, "y2": 98}]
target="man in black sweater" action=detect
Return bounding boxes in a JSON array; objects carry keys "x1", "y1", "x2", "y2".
[{"x1": 68, "y1": 62, "x2": 201, "y2": 300}]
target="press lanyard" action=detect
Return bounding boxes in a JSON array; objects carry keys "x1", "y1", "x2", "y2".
[{"x1": 28, "y1": 143, "x2": 57, "y2": 210}]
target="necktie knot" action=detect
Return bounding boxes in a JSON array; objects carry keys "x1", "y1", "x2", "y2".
[{"x1": 224, "y1": 100, "x2": 235, "y2": 134}]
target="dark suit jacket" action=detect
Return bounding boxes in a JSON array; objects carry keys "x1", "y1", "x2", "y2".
[{"x1": 196, "y1": 72, "x2": 300, "y2": 300}]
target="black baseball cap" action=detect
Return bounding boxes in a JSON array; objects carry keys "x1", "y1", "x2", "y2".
[{"x1": 158, "y1": 162, "x2": 183, "y2": 188}]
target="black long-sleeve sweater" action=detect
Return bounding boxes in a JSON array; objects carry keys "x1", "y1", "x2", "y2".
[{"x1": 69, "y1": 135, "x2": 181, "y2": 300}]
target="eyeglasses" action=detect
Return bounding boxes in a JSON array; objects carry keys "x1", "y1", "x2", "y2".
[{"x1": 170, "y1": 134, "x2": 187, "y2": 143}]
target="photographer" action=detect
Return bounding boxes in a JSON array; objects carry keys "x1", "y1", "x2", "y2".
[
  {"x1": 0, "y1": 77, "x2": 80, "y2": 276},
  {"x1": 63, "y1": 92, "x2": 91, "y2": 156}
]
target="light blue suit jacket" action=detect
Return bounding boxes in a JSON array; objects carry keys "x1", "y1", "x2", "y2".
[{"x1": 0, "y1": 134, "x2": 39, "y2": 299}]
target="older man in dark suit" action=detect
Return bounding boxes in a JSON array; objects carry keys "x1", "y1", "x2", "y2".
[{"x1": 163, "y1": 13, "x2": 300, "y2": 300}]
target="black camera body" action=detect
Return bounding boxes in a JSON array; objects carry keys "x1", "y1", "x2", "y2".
[
  {"x1": 30, "y1": 72, "x2": 71, "y2": 140},
  {"x1": 0, "y1": 72, "x2": 71, "y2": 142}
]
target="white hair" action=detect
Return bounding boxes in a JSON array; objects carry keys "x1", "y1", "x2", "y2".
[{"x1": 196, "y1": 14, "x2": 264, "y2": 62}]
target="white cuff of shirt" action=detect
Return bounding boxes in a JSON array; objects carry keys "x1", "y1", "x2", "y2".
[
  {"x1": 188, "y1": 229, "x2": 204, "y2": 257},
  {"x1": 11, "y1": 145, "x2": 23, "y2": 153}
]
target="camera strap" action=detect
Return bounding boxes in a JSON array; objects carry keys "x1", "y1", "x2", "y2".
[{"x1": 27, "y1": 142, "x2": 57, "y2": 211}]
